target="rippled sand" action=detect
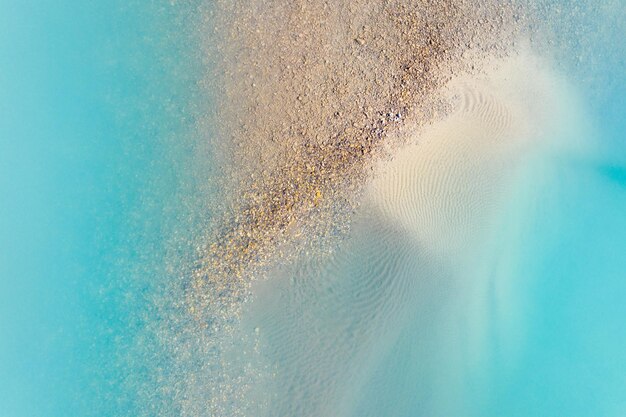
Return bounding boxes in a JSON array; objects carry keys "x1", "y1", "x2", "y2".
[
  {"x1": 240, "y1": 47, "x2": 587, "y2": 417},
  {"x1": 192, "y1": 0, "x2": 527, "y2": 296},
  {"x1": 135, "y1": 2, "x2": 594, "y2": 416}
]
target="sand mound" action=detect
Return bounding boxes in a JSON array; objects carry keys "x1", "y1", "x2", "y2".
[
  {"x1": 368, "y1": 50, "x2": 549, "y2": 256},
  {"x1": 241, "y1": 47, "x2": 583, "y2": 417}
]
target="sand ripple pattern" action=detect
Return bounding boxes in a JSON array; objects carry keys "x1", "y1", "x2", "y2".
[
  {"x1": 456, "y1": 81, "x2": 514, "y2": 138},
  {"x1": 241, "y1": 51, "x2": 577, "y2": 416},
  {"x1": 245, "y1": 211, "x2": 433, "y2": 417},
  {"x1": 370, "y1": 78, "x2": 521, "y2": 258}
]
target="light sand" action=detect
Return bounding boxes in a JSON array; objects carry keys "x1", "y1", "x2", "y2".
[
  {"x1": 241, "y1": 46, "x2": 589, "y2": 417},
  {"x1": 367, "y1": 47, "x2": 581, "y2": 258},
  {"x1": 189, "y1": 0, "x2": 531, "y2": 318},
  {"x1": 120, "y1": 2, "x2": 607, "y2": 415}
]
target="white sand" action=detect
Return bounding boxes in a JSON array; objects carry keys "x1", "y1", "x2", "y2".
[
  {"x1": 241, "y1": 46, "x2": 591, "y2": 417},
  {"x1": 367, "y1": 45, "x2": 590, "y2": 260}
]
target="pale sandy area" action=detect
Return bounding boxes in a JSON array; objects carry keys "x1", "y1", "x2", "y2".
[
  {"x1": 240, "y1": 45, "x2": 591, "y2": 417},
  {"x1": 367, "y1": 45, "x2": 590, "y2": 259}
]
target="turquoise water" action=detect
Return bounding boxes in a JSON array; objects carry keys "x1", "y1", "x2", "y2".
[
  {"x1": 492, "y1": 95, "x2": 626, "y2": 416},
  {"x1": 1, "y1": 1, "x2": 625, "y2": 417},
  {"x1": 1, "y1": 2, "x2": 208, "y2": 415}
]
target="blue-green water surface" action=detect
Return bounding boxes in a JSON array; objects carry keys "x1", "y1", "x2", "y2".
[
  {"x1": 1, "y1": 1, "x2": 625, "y2": 416},
  {"x1": 1, "y1": 1, "x2": 209, "y2": 415}
]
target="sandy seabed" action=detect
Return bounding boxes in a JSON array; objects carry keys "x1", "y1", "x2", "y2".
[
  {"x1": 133, "y1": 2, "x2": 600, "y2": 416},
  {"x1": 236, "y1": 46, "x2": 590, "y2": 417}
]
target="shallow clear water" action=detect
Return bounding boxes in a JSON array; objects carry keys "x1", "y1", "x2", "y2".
[
  {"x1": 1, "y1": 1, "x2": 625, "y2": 416},
  {"x1": 240, "y1": 48, "x2": 626, "y2": 416},
  {"x1": 1, "y1": 2, "x2": 208, "y2": 415}
]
